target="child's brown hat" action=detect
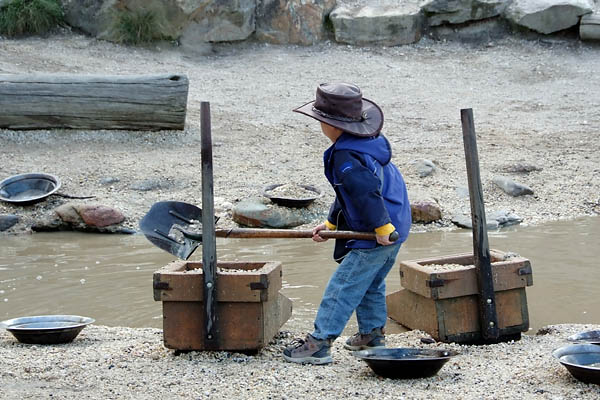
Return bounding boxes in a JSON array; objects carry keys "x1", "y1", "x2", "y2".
[{"x1": 293, "y1": 83, "x2": 384, "y2": 137}]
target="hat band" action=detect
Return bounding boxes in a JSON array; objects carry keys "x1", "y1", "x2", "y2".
[{"x1": 312, "y1": 106, "x2": 365, "y2": 123}]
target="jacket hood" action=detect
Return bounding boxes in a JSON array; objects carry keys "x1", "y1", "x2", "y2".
[{"x1": 333, "y1": 132, "x2": 392, "y2": 165}]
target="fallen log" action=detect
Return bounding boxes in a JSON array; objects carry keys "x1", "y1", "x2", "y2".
[{"x1": 0, "y1": 74, "x2": 189, "y2": 130}]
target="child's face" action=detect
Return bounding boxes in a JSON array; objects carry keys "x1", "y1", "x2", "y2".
[{"x1": 320, "y1": 122, "x2": 343, "y2": 142}]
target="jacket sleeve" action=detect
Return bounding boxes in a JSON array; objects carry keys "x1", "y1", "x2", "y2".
[
  {"x1": 326, "y1": 197, "x2": 342, "y2": 229},
  {"x1": 332, "y1": 150, "x2": 392, "y2": 231}
]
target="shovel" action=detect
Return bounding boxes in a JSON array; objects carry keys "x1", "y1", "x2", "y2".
[{"x1": 139, "y1": 200, "x2": 399, "y2": 260}]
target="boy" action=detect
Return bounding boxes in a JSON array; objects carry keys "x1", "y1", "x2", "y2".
[{"x1": 283, "y1": 82, "x2": 412, "y2": 365}]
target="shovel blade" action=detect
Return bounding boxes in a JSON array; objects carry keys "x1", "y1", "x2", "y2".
[{"x1": 139, "y1": 201, "x2": 203, "y2": 260}]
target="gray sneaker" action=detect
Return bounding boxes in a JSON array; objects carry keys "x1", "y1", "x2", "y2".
[
  {"x1": 283, "y1": 335, "x2": 332, "y2": 365},
  {"x1": 344, "y1": 328, "x2": 385, "y2": 351}
]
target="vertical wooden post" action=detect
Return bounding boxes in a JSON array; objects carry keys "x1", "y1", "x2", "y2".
[
  {"x1": 201, "y1": 102, "x2": 218, "y2": 349},
  {"x1": 460, "y1": 108, "x2": 499, "y2": 341}
]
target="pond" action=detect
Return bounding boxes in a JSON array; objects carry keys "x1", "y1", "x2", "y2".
[{"x1": 0, "y1": 217, "x2": 598, "y2": 336}]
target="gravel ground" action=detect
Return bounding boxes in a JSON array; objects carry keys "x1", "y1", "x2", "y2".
[
  {"x1": 0, "y1": 32, "x2": 599, "y2": 233},
  {"x1": 1, "y1": 32, "x2": 600, "y2": 398},
  {"x1": 1, "y1": 324, "x2": 600, "y2": 399}
]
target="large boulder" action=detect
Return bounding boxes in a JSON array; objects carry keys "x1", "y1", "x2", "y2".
[
  {"x1": 330, "y1": 2, "x2": 425, "y2": 46},
  {"x1": 580, "y1": 11, "x2": 600, "y2": 40},
  {"x1": 504, "y1": 0, "x2": 594, "y2": 34},
  {"x1": 61, "y1": 0, "x2": 255, "y2": 44},
  {"x1": 423, "y1": 0, "x2": 510, "y2": 26},
  {"x1": 180, "y1": 0, "x2": 255, "y2": 44},
  {"x1": 256, "y1": 0, "x2": 336, "y2": 45},
  {"x1": 61, "y1": 0, "x2": 110, "y2": 36}
]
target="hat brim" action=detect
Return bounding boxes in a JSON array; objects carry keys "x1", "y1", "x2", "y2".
[{"x1": 293, "y1": 97, "x2": 384, "y2": 137}]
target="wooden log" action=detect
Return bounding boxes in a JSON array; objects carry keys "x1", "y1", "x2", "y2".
[{"x1": 0, "y1": 74, "x2": 188, "y2": 130}]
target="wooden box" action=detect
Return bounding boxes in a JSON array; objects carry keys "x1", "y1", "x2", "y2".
[
  {"x1": 153, "y1": 260, "x2": 292, "y2": 351},
  {"x1": 387, "y1": 249, "x2": 533, "y2": 343}
]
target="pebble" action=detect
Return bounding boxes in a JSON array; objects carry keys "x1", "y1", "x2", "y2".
[{"x1": 1, "y1": 324, "x2": 599, "y2": 399}]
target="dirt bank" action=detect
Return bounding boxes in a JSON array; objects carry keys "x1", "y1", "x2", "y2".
[{"x1": 1, "y1": 33, "x2": 599, "y2": 234}]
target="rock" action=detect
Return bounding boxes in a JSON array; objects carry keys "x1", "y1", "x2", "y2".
[
  {"x1": 428, "y1": 17, "x2": 511, "y2": 43},
  {"x1": 580, "y1": 11, "x2": 600, "y2": 40},
  {"x1": 232, "y1": 198, "x2": 313, "y2": 228},
  {"x1": 452, "y1": 210, "x2": 522, "y2": 229},
  {"x1": 256, "y1": 0, "x2": 336, "y2": 45},
  {"x1": 452, "y1": 214, "x2": 499, "y2": 229},
  {"x1": 130, "y1": 179, "x2": 165, "y2": 191},
  {"x1": 77, "y1": 204, "x2": 125, "y2": 227},
  {"x1": 504, "y1": 0, "x2": 594, "y2": 34},
  {"x1": 424, "y1": 0, "x2": 510, "y2": 26},
  {"x1": 493, "y1": 176, "x2": 534, "y2": 197},
  {"x1": 31, "y1": 215, "x2": 64, "y2": 232},
  {"x1": 502, "y1": 163, "x2": 543, "y2": 174},
  {"x1": 0, "y1": 214, "x2": 19, "y2": 231},
  {"x1": 180, "y1": 0, "x2": 256, "y2": 44},
  {"x1": 487, "y1": 210, "x2": 523, "y2": 227},
  {"x1": 60, "y1": 0, "x2": 108, "y2": 36},
  {"x1": 411, "y1": 199, "x2": 442, "y2": 223},
  {"x1": 55, "y1": 203, "x2": 83, "y2": 225},
  {"x1": 99, "y1": 177, "x2": 120, "y2": 185},
  {"x1": 329, "y1": 2, "x2": 424, "y2": 46},
  {"x1": 412, "y1": 159, "x2": 437, "y2": 177},
  {"x1": 55, "y1": 203, "x2": 126, "y2": 230},
  {"x1": 63, "y1": 0, "x2": 255, "y2": 44}
]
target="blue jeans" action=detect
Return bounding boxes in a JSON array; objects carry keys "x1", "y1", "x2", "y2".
[{"x1": 311, "y1": 243, "x2": 402, "y2": 341}]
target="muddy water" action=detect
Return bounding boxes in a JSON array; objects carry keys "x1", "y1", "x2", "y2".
[{"x1": 0, "y1": 217, "x2": 598, "y2": 336}]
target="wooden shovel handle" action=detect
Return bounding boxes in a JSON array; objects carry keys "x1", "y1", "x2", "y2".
[{"x1": 215, "y1": 228, "x2": 380, "y2": 241}]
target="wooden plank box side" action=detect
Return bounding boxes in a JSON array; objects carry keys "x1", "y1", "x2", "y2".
[
  {"x1": 162, "y1": 292, "x2": 293, "y2": 351},
  {"x1": 386, "y1": 288, "x2": 529, "y2": 343},
  {"x1": 153, "y1": 260, "x2": 282, "y2": 303},
  {"x1": 399, "y1": 249, "x2": 533, "y2": 300}
]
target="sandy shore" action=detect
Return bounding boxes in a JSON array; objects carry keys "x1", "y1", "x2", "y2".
[{"x1": 1, "y1": 324, "x2": 599, "y2": 399}]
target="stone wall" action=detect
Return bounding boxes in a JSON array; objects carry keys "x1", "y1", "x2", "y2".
[{"x1": 57, "y1": 0, "x2": 600, "y2": 47}]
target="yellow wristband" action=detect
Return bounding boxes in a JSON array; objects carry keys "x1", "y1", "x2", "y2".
[
  {"x1": 325, "y1": 220, "x2": 337, "y2": 230},
  {"x1": 375, "y1": 223, "x2": 395, "y2": 236}
]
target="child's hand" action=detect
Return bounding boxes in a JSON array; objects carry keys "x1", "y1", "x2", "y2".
[
  {"x1": 376, "y1": 233, "x2": 394, "y2": 246},
  {"x1": 312, "y1": 223, "x2": 329, "y2": 242}
]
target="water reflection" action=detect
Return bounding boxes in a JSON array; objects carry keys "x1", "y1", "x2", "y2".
[{"x1": 0, "y1": 217, "x2": 598, "y2": 336}]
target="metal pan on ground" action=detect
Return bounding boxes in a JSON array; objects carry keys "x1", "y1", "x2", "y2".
[
  {"x1": 567, "y1": 330, "x2": 600, "y2": 344},
  {"x1": 0, "y1": 173, "x2": 61, "y2": 204},
  {"x1": 552, "y1": 344, "x2": 600, "y2": 385},
  {"x1": 0, "y1": 315, "x2": 95, "y2": 344},
  {"x1": 352, "y1": 348, "x2": 459, "y2": 379},
  {"x1": 263, "y1": 183, "x2": 322, "y2": 208}
]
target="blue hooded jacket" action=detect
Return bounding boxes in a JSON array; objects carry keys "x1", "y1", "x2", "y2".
[{"x1": 323, "y1": 132, "x2": 411, "y2": 256}]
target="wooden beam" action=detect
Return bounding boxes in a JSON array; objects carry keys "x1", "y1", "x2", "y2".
[
  {"x1": 0, "y1": 74, "x2": 188, "y2": 130},
  {"x1": 201, "y1": 101, "x2": 219, "y2": 349},
  {"x1": 461, "y1": 108, "x2": 499, "y2": 341}
]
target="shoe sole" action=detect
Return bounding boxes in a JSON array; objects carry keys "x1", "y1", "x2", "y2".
[
  {"x1": 282, "y1": 354, "x2": 332, "y2": 365},
  {"x1": 343, "y1": 343, "x2": 386, "y2": 351}
]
